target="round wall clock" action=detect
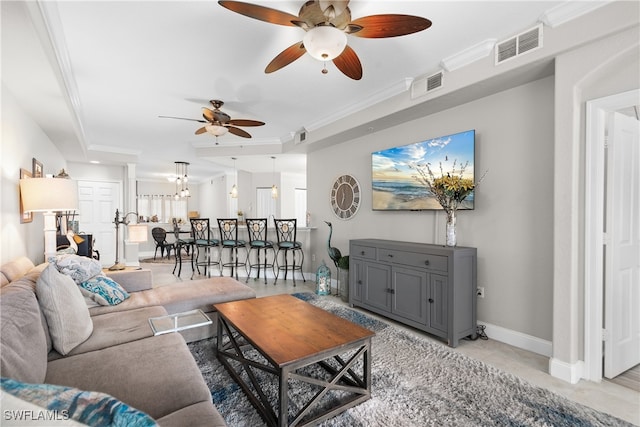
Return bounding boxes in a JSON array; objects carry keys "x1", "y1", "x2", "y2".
[{"x1": 330, "y1": 174, "x2": 361, "y2": 220}]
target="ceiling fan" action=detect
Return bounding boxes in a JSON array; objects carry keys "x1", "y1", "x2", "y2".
[
  {"x1": 218, "y1": 0, "x2": 432, "y2": 80},
  {"x1": 159, "y1": 100, "x2": 265, "y2": 139}
]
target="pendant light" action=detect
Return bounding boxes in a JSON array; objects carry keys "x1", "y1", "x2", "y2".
[
  {"x1": 230, "y1": 157, "x2": 238, "y2": 198},
  {"x1": 271, "y1": 156, "x2": 278, "y2": 199},
  {"x1": 173, "y1": 161, "x2": 190, "y2": 200}
]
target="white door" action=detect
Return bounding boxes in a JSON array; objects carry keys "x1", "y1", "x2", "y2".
[
  {"x1": 605, "y1": 112, "x2": 640, "y2": 378},
  {"x1": 77, "y1": 181, "x2": 120, "y2": 267}
]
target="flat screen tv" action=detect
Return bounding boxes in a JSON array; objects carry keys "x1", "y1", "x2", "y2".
[{"x1": 372, "y1": 129, "x2": 475, "y2": 211}]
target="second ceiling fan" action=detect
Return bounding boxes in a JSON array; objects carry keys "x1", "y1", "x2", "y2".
[
  {"x1": 159, "y1": 100, "x2": 265, "y2": 139},
  {"x1": 218, "y1": 0, "x2": 432, "y2": 80}
]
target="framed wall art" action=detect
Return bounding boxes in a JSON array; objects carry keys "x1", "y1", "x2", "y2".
[
  {"x1": 20, "y1": 168, "x2": 33, "y2": 223},
  {"x1": 32, "y1": 158, "x2": 43, "y2": 177}
]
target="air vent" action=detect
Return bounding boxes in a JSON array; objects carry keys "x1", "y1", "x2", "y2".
[
  {"x1": 495, "y1": 24, "x2": 543, "y2": 65},
  {"x1": 411, "y1": 71, "x2": 443, "y2": 99},
  {"x1": 294, "y1": 128, "x2": 307, "y2": 145},
  {"x1": 427, "y1": 72, "x2": 443, "y2": 92}
]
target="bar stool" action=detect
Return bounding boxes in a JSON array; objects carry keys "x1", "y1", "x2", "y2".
[
  {"x1": 273, "y1": 218, "x2": 306, "y2": 285},
  {"x1": 245, "y1": 218, "x2": 276, "y2": 284},
  {"x1": 172, "y1": 218, "x2": 194, "y2": 277},
  {"x1": 217, "y1": 218, "x2": 247, "y2": 280},
  {"x1": 190, "y1": 218, "x2": 220, "y2": 278}
]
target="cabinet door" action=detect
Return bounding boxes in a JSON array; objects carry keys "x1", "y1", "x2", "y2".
[
  {"x1": 363, "y1": 262, "x2": 392, "y2": 312},
  {"x1": 392, "y1": 266, "x2": 428, "y2": 324},
  {"x1": 350, "y1": 259, "x2": 364, "y2": 303},
  {"x1": 428, "y1": 274, "x2": 448, "y2": 334}
]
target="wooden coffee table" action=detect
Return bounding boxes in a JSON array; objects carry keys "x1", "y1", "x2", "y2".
[{"x1": 214, "y1": 294, "x2": 375, "y2": 427}]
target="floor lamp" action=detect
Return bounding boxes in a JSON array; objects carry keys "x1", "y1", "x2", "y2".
[
  {"x1": 19, "y1": 177, "x2": 79, "y2": 261},
  {"x1": 109, "y1": 209, "x2": 147, "y2": 271}
]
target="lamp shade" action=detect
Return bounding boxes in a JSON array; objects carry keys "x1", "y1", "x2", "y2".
[
  {"x1": 127, "y1": 224, "x2": 148, "y2": 243},
  {"x1": 303, "y1": 26, "x2": 347, "y2": 61},
  {"x1": 19, "y1": 178, "x2": 79, "y2": 212}
]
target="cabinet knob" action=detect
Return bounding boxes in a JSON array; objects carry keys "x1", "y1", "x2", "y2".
[
  {"x1": 360, "y1": 251, "x2": 365, "y2": 255},
  {"x1": 424, "y1": 260, "x2": 430, "y2": 266},
  {"x1": 387, "y1": 288, "x2": 395, "y2": 294},
  {"x1": 358, "y1": 280, "x2": 362, "y2": 284},
  {"x1": 387, "y1": 254, "x2": 394, "y2": 258},
  {"x1": 428, "y1": 298, "x2": 434, "y2": 303}
]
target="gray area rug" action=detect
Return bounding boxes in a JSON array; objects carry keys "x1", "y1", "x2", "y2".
[{"x1": 188, "y1": 293, "x2": 632, "y2": 426}]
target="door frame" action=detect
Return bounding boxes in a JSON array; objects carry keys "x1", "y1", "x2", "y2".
[{"x1": 584, "y1": 89, "x2": 639, "y2": 382}]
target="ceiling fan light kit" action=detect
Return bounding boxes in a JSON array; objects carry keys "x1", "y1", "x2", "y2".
[
  {"x1": 303, "y1": 26, "x2": 347, "y2": 61},
  {"x1": 205, "y1": 123, "x2": 229, "y2": 136}
]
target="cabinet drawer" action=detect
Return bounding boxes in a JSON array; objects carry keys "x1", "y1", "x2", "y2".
[
  {"x1": 378, "y1": 248, "x2": 448, "y2": 272},
  {"x1": 351, "y1": 244, "x2": 377, "y2": 260}
]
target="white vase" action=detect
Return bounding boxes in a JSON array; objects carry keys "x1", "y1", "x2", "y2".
[{"x1": 445, "y1": 210, "x2": 457, "y2": 247}]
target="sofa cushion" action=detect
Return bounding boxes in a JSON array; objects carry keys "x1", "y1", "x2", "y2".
[
  {"x1": 49, "y1": 254, "x2": 102, "y2": 284},
  {"x1": 0, "y1": 377, "x2": 158, "y2": 427},
  {"x1": 48, "y1": 306, "x2": 168, "y2": 360},
  {"x1": 0, "y1": 256, "x2": 35, "y2": 283},
  {"x1": 0, "y1": 286, "x2": 48, "y2": 383},
  {"x1": 36, "y1": 264, "x2": 93, "y2": 355},
  {"x1": 155, "y1": 401, "x2": 226, "y2": 427},
  {"x1": 46, "y1": 333, "x2": 213, "y2": 421},
  {"x1": 79, "y1": 274, "x2": 130, "y2": 306},
  {"x1": 88, "y1": 277, "x2": 256, "y2": 316}
]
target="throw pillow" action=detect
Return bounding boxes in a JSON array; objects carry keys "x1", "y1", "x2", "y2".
[
  {"x1": 79, "y1": 275, "x2": 130, "y2": 306},
  {"x1": 49, "y1": 254, "x2": 102, "y2": 284},
  {"x1": 1, "y1": 378, "x2": 158, "y2": 427},
  {"x1": 0, "y1": 286, "x2": 48, "y2": 383},
  {"x1": 35, "y1": 265, "x2": 93, "y2": 355}
]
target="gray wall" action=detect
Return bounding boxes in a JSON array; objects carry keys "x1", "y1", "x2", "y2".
[{"x1": 308, "y1": 76, "x2": 555, "y2": 341}]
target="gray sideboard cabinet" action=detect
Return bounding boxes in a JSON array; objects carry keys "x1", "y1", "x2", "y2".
[{"x1": 349, "y1": 239, "x2": 477, "y2": 347}]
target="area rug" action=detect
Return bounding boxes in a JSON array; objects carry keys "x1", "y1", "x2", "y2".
[{"x1": 188, "y1": 293, "x2": 633, "y2": 426}]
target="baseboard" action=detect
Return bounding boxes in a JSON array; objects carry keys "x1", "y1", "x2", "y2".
[
  {"x1": 549, "y1": 357, "x2": 584, "y2": 384},
  {"x1": 479, "y1": 321, "x2": 552, "y2": 357}
]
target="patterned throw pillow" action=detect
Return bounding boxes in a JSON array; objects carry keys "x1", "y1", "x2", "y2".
[
  {"x1": 49, "y1": 254, "x2": 102, "y2": 284},
  {"x1": 0, "y1": 377, "x2": 158, "y2": 427},
  {"x1": 79, "y1": 275, "x2": 130, "y2": 306}
]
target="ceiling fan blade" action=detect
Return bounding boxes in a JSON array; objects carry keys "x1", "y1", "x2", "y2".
[
  {"x1": 265, "y1": 42, "x2": 306, "y2": 74},
  {"x1": 348, "y1": 14, "x2": 432, "y2": 38},
  {"x1": 201, "y1": 108, "x2": 215, "y2": 122},
  {"x1": 227, "y1": 126, "x2": 252, "y2": 138},
  {"x1": 228, "y1": 119, "x2": 265, "y2": 127},
  {"x1": 195, "y1": 127, "x2": 208, "y2": 135},
  {"x1": 158, "y1": 115, "x2": 207, "y2": 123},
  {"x1": 218, "y1": 1, "x2": 300, "y2": 27},
  {"x1": 333, "y1": 45, "x2": 362, "y2": 80}
]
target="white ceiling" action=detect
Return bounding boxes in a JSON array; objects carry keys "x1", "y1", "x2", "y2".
[{"x1": 3, "y1": 0, "x2": 583, "y2": 183}]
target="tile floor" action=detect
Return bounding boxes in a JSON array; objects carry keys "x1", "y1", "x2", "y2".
[{"x1": 142, "y1": 262, "x2": 640, "y2": 425}]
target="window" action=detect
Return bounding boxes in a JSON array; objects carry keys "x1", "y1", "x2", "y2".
[{"x1": 137, "y1": 195, "x2": 188, "y2": 223}]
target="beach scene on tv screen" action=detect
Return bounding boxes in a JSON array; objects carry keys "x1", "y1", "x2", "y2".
[{"x1": 372, "y1": 130, "x2": 475, "y2": 210}]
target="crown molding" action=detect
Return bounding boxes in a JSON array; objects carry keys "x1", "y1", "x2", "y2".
[
  {"x1": 441, "y1": 39, "x2": 497, "y2": 72},
  {"x1": 539, "y1": 0, "x2": 613, "y2": 28}
]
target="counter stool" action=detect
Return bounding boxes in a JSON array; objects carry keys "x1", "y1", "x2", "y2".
[
  {"x1": 172, "y1": 219, "x2": 194, "y2": 277},
  {"x1": 190, "y1": 218, "x2": 220, "y2": 278},
  {"x1": 245, "y1": 218, "x2": 276, "y2": 284},
  {"x1": 273, "y1": 218, "x2": 306, "y2": 286},
  {"x1": 217, "y1": 218, "x2": 247, "y2": 280}
]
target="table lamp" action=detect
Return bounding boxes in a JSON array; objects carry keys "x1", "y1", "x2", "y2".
[{"x1": 19, "y1": 177, "x2": 79, "y2": 261}]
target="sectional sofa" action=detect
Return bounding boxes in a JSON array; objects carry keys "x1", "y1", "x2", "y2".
[{"x1": 0, "y1": 255, "x2": 256, "y2": 426}]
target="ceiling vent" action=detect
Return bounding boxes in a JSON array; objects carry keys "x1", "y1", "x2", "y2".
[
  {"x1": 495, "y1": 24, "x2": 543, "y2": 65},
  {"x1": 294, "y1": 128, "x2": 307, "y2": 145},
  {"x1": 411, "y1": 71, "x2": 443, "y2": 99}
]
